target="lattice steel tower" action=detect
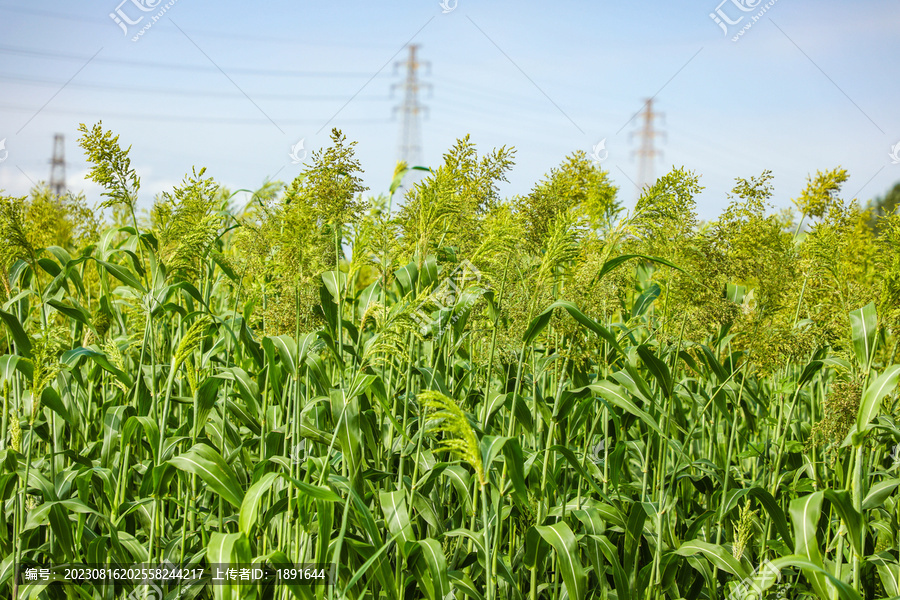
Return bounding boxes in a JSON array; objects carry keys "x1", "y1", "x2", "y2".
[
  {"x1": 49, "y1": 133, "x2": 66, "y2": 196},
  {"x1": 631, "y1": 99, "x2": 665, "y2": 199},
  {"x1": 393, "y1": 44, "x2": 430, "y2": 167}
]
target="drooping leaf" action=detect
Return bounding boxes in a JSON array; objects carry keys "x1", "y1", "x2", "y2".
[
  {"x1": 533, "y1": 521, "x2": 587, "y2": 600},
  {"x1": 0, "y1": 310, "x2": 31, "y2": 358},
  {"x1": 169, "y1": 444, "x2": 244, "y2": 508}
]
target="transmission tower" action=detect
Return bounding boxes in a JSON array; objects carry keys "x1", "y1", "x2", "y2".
[
  {"x1": 631, "y1": 99, "x2": 665, "y2": 199},
  {"x1": 49, "y1": 133, "x2": 66, "y2": 196},
  {"x1": 393, "y1": 44, "x2": 430, "y2": 168}
]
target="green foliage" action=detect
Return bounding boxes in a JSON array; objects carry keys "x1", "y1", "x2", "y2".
[
  {"x1": 794, "y1": 167, "x2": 849, "y2": 220},
  {"x1": 516, "y1": 151, "x2": 619, "y2": 252},
  {"x1": 877, "y1": 210, "x2": 900, "y2": 329},
  {"x1": 714, "y1": 171, "x2": 806, "y2": 367},
  {"x1": 0, "y1": 195, "x2": 36, "y2": 273},
  {"x1": 630, "y1": 165, "x2": 702, "y2": 248},
  {"x1": 285, "y1": 127, "x2": 367, "y2": 233},
  {"x1": 2, "y1": 126, "x2": 899, "y2": 600},
  {"x1": 420, "y1": 390, "x2": 485, "y2": 486},
  {"x1": 151, "y1": 167, "x2": 220, "y2": 280},
  {"x1": 233, "y1": 129, "x2": 367, "y2": 335},
  {"x1": 799, "y1": 193, "x2": 879, "y2": 351},
  {"x1": 866, "y1": 180, "x2": 900, "y2": 233},
  {"x1": 397, "y1": 135, "x2": 515, "y2": 262},
  {"x1": 77, "y1": 121, "x2": 141, "y2": 212}
]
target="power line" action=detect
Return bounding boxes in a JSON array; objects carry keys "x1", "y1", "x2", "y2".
[
  {"x1": 0, "y1": 44, "x2": 393, "y2": 78},
  {"x1": 0, "y1": 104, "x2": 392, "y2": 126},
  {"x1": 0, "y1": 73, "x2": 391, "y2": 101},
  {"x1": 0, "y1": 5, "x2": 395, "y2": 49}
]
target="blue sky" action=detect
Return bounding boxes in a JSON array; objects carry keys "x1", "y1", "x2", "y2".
[{"x1": 0, "y1": 0, "x2": 898, "y2": 220}]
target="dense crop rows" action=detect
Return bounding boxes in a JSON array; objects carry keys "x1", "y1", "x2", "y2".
[{"x1": 0, "y1": 122, "x2": 898, "y2": 599}]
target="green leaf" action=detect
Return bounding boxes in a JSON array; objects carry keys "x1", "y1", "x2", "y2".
[
  {"x1": 533, "y1": 522, "x2": 587, "y2": 600},
  {"x1": 331, "y1": 388, "x2": 362, "y2": 486},
  {"x1": 394, "y1": 261, "x2": 418, "y2": 296},
  {"x1": 284, "y1": 475, "x2": 341, "y2": 503},
  {"x1": 240, "y1": 471, "x2": 281, "y2": 535},
  {"x1": 479, "y1": 435, "x2": 508, "y2": 473},
  {"x1": 61, "y1": 347, "x2": 132, "y2": 389},
  {"x1": 725, "y1": 283, "x2": 747, "y2": 304},
  {"x1": 40, "y1": 387, "x2": 73, "y2": 426},
  {"x1": 674, "y1": 540, "x2": 749, "y2": 579},
  {"x1": 207, "y1": 532, "x2": 253, "y2": 600},
  {"x1": 221, "y1": 366, "x2": 260, "y2": 419},
  {"x1": 169, "y1": 444, "x2": 244, "y2": 508},
  {"x1": 193, "y1": 376, "x2": 225, "y2": 439},
  {"x1": 632, "y1": 283, "x2": 661, "y2": 318},
  {"x1": 46, "y1": 299, "x2": 91, "y2": 327},
  {"x1": 344, "y1": 534, "x2": 401, "y2": 597},
  {"x1": 797, "y1": 359, "x2": 824, "y2": 388},
  {"x1": 549, "y1": 445, "x2": 611, "y2": 503},
  {"x1": 47, "y1": 502, "x2": 76, "y2": 562},
  {"x1": 255, "y1": 550, "x2": 315, "y2": 600},
  {"x1": 848, "y1": 365, "x2": 900, "y2": 446},
  {"x1": 125, "y1": 416, "x2": 159, "y2": 463},
  {"x1": 863, "y1": 478, "x2": 900, "y2": 510},
  {"x1": 379, "y1": 490, "x2": 415, "y2": 557},
  {"x1": 767, "y1": 556, "x2": 862, "y2": 600},
  {"x1": 849, "y1": 302, "x2": 877, "y2": 369},
  {"x1": 420, "y1": 255, "x2": 439, "y2": 290},
  {"x1": 789, "y1": 492, "x2": 830, "y2": 599},
  {"x1": 0, "y1": 310, "x2": 31, "y2": 358},
  {"x1": 750, "y1": 487, "x2": 794, "y2": 549},
  {"x1": 501, "y1": 438, "x2": 529, "y2": 508},
  {"x1": 101, "y1": 405, "x2": 134, "y2": 469},
  {"x1": 96, "y1": 259, "x2": 146, "y2": 293},
  {"x1": 596, "y1": 535, "x2": 631, "y2": 600},
  {"x1": 523, "y1": 300, "x2": 623, "y2": 356},
  {"x1": 0, "y1": 354, "x2": 31, "y2": 382},
  {"x1": 590, "y1": 381, "x2": 664, "y2": 436},
  {"x1": 322, "y1": 270, "x2": 347, "y2": 302},
  {"x1": 870, "y1": 554, "x2": 900, "y2": 597},
  {"x1": 448, "y1": 570, "x2": 484, "y2": 600},
  {"x1": 413, "y1": 538, "x2": 451, "y2": 600},
  {"x1": 595, "y1": 253, "x2": 683, "y2": 285},
  {"x1": 264, "y1": 334, "x2": 298, "y2": 378},
  {"x1": 823, "y1": 490, "x2": 863, "y2": 556},
  {"x1": 637, "y1": 344, "x2": 672, "y2": 398}
]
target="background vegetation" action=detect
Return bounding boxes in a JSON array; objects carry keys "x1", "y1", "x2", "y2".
[{"x1": 0, "y1": 122, "x2": 898, "y2": 599}]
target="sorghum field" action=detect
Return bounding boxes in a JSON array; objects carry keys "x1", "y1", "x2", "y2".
[{"x1": 0, "y1": 122, "x2": 898, "y2": 600}]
